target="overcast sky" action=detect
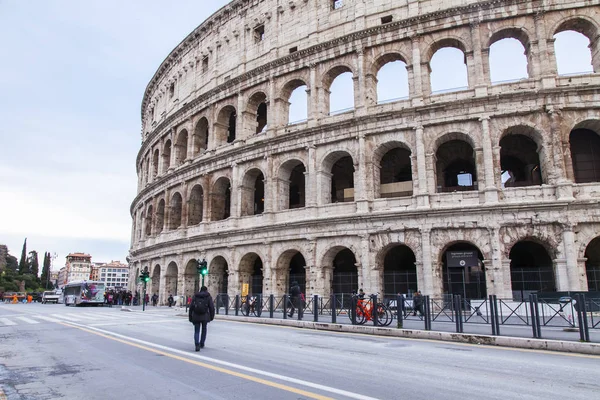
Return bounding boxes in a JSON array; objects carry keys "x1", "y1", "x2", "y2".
[{"x1": 0, "y1": 1, "x2": 591, "y2": 271}]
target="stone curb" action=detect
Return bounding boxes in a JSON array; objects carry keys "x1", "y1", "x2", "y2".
[{"x1": 213, "y1": 314, "x2": 600, "y2": 356}]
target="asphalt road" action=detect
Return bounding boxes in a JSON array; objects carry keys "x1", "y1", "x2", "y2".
[{"x1": 0, "y1": 303, "x2": 598, "y2": 400}]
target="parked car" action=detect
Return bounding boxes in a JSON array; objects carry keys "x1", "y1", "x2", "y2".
[{"x1": 42, "y1": 291, "x2": 61, "y2": 304}]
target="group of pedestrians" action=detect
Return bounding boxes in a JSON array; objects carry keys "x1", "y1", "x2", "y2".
[{"x1": 104, "y1": 290, "x2": 134, "y2": 306}]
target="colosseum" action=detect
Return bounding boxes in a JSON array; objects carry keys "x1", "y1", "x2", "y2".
[{"x1": 129, "y1": 0, "x2": 600, "y2": 306}]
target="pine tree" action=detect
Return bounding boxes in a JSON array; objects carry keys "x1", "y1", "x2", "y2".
[
  {"x1": 41, "y1": 252, "x2": 50, "y2": 289},
  {"x1": 29, "y1": 251, "x2": 39, "y2": 277},
  {"x1": 18, "y1": 238, "x2": 28, "y2": 274}
]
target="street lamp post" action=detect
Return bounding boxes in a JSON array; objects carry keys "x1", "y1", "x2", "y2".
[{"x1": 197, "y1": 259, "x2": 208, "y2": 288}]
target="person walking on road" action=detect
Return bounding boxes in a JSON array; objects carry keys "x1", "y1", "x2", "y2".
[
  {"x1": 168, "y1": 294, "x2": 174, "y2": 307},
  {"x1": 288, "y1": 281, "x2": 302, "y2": 319},
  {"x1": 412, "y1": 290, "x2": 424, "y2": 316},
  {"x1": 188, "y1": 286, "x2": 215, "y2": 352}
]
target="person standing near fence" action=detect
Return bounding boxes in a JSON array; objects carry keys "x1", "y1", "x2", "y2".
[
  {"x1": 288, "y1": 281, "x2": 302, "y2": 319},
  {"x1": 188, "y1": 286, "x2": 215, "y2": 352},
  {"x1": 412, "y1": 290, "x2": 424, "y2": 316}
]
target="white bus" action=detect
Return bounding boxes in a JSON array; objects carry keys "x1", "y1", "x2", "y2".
[{"x1": 63, "y1": 281, "x2": 106, "y2": 306}]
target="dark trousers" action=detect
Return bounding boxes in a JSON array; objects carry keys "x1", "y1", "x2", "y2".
[
  {"x1": 288, "y1": 298, "x2": 302, "y2": 319},
  {"x1": 193, "y1": 321, "x2": 208, "y2": 346}
]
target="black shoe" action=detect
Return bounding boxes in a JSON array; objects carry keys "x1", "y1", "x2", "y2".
[
  {"x1": 288, "y1": 314, "x2": 293, "y2": 318},
  {"x1": 195, "y1": 344, "x2": 200, "y2": 352},
  {"x1": 200, "y1": 344, "x2": 204, "y2": 349}
]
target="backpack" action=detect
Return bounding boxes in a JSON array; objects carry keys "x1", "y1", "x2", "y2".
[{"x1": 193, "y1": 296, "x2": 208, "y2": 315}]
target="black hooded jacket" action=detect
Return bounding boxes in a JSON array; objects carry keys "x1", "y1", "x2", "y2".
[{"x1": 188, "y1": 290, "x2": 215, "y2": 324}]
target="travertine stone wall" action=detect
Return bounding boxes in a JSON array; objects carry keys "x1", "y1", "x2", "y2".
[{"x1": 129, "y1": 0, "x2": 600, "y2": 303}]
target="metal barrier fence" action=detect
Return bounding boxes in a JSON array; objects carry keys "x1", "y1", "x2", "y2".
[{"x1": 213, "y1": 293, "x2": 599, "y2": 342}]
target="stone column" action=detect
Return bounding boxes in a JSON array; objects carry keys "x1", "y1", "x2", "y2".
[
  {"x1": 425, "y1": 153, "x2": 437, "y2": 195},
  {"x1": 264, "y1": 156, "x2": 274, "y2": 213},
  {"x1": 414, "y1": 125, "x2": 430, "y2": 207},
  {"x1": 563, "y1": 226, "x2": 582, "y2": 290},
  {"x1": 306, "y1": 145, "x2": 317, "y2": 207},
  {"x1": 480, "y1": 116, "x2": 499, "y2": 203},
  {"x1": 534, "y1": 12, "x2": 557, "y2": 87},
  {"x1": 410, "y1": 36, "x2": 424, "y2": 106},
  {"x1": 577, "y1": 258, "x2": 589, "y2": 291},
  {"x1": 500, "y1": 259, "x2": 513, "y2": 299},
  {"x1": 554, "y1": 258, "x2": 570, "y2": 291},
  {"x1": 308, "y1": 64, "x2": 319, "y2": 126},
  {"x1": 420, "y1": 228, "x2": 435, "y2": 295},
  {"x1": 470, "y1": 22, "x2": 488, "y2": 96},
  {"x1": 186, "y1": 119, "x2": 194, "y2": 161},
  {"x1": 230, "y1": 162, "x2": 240, "y2": 218},
  {"x1": 356, "y1": 133, "x2": 369, "y2": 212},
  {"x1": 268, "y1": 75, "x2": 278, "y2": 131},
  {"x1": 548, "y1": 108, "x2": 574, "y2": 199},
  {"x1": 236, "y1": 92, "x2": 245, "y2": 140},
  {"x1": 316, "y1": 170, "x2": 332, "y2": 205},
  {"x1": 354, "y1": 49, "x2": 366, "y2": 115},
  {"x1": 201, "y1": 175, "x2": 210, "y2": 222}
]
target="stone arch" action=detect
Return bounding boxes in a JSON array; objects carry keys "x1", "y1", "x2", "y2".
[
  {"x1": 488, "y1": 27, "x2": 532, "y2": 82},
  {"x1": 209, "y1": 255, "x2": 229, "y2": 297},
  {"x1": 584, "y1": 236, "x2": 600, "y2": 291},
  {"x1": 165, "y1": 261, "x2": 178, "y2": 301},
  {"x1": 321, "y1": 246, "x2": 359, "y2": 305},
  {"x1": 280, "y1": 78, "x2": 309, "y2": 125},
  {"x1": 215, "y1": 105, "x2": 237, "y2": 145},
  {"x1": 162, "y1": 140, "x2": 172, "y2": 174},
  {"x1": 174, "y1": 129, "x2": 188, "y2": 167},
  {"x1": 183, "y1": 259, "x2": 199, "y2": 297},
  {"x1": 145, "y1": 204, "x2": 153, "y2": 237},
  {"x1": 193, "y1": 117, "x2": 209, "y2": 155},
  {"x1": 277, "y1": 158, "x2": 306, "y2": 210},
  {"x1": 240, "y1": 167, "x2": 265, "y2": 216},
  {"x1": 211, "y1": 176, "x2": 231, "y2": 221},
  {"x1": 552, "y1": 16, "x2": 599, "y2": 72},
  {"x1": 509, "y1": 239, "x2": 557, "y2": 299},
  {"x1": 373, "y1": 141, "x2": 413, "y2": 199},
  {"x1": 370, "y1": 52, "x2": 410, "y2": 104},
  {"x1": 188, "y1": 184, "x2": 204, "y2": 225},
  {"x1": 427, "y1": 37, "x2": 469, "y2": 93},
  {"x1": 321, "y1": 150, "x2": 356, "y2": 203},
  {"x1": 569, "y1": 119, "x2": 600, "y2": 183},
  {"x1": 169, "y1": 191, "x2": 183, "y2": 230},
  {"x1": 440, "y1": 241, "x2": 487, "y2": 299},
  {"x1": 323, "y1": 64, "x2": 354, "y2": 115},
  {"x1": 499, "y1": 125, "x2": 545, "y2": 187},
  {"x1": 377, "y1": 243, "x2": 418, "y2": 297},
  {"x1": 434, "y1": 134, "x2": 478, "y2": 193},
  {"x1": 152, "y1": 148, "x2": 159, "y2": 178},
  {"x1": 246, "y1": 91, "x2": 268, "y2": 134},
  {"x1": 155, "y1": 198, "x2": 165, "y2": 234},
  {"x1": 239, "y1": 252, "x2": 264, "y2": 295}
]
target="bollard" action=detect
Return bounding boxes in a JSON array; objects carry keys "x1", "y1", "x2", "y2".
[
  {"x1": 283, "y1": 294, "x2": 288, "y2": 319},
  {"x1": 269, "y1": 294, "x2": 274, "y2": 319},
  {"x1": 225, "y1": 294, "x2": 229, "y2": 316},
  {"x1": 372, "y1": 294, "x2": 378, "y2": 326},
  {"x1": 235, "y1": 295, "x2": 240, "y2": 317},
  {"x1": 256, "y1": 294, "x2": 262, "y2": 317},
  {"x1": 424, "y1": 295, "x2": 432, "y2": 330},
  {"x1": 216, "y1": 294, "x2": 221, "y2": 315},
  {"x1": 245, "y1": 294, "x2": 251, "y2": 316},
  {"x1": 331, "y1": 294, "x2": 337, "y2": 324},
  {"x1": 313, "y1": 294, "x2": 319, "y2": 322},
  {"x1": 575, "y1": 293, "x2": 590, "y2": 342},
  {"x1": 397, "y1": 294, "x2": 404, "y2": 329},
  {"x1": 489, "y1": 295, "x2": 500, "y2": 336},
  {"x1": 351, "y1": 295, "x2": 357, "y2": 325}
]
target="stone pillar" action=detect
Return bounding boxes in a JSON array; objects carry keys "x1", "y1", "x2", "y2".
[
  {"x1": 414, "y1": 125, "x2": 430, "y2": 207},
  {"x1": 159, "y1": 259, "x2": 167, "y2": 305},
  {"x1": 316, "y1": 170, "x2": 332, "y2": 206},
  {"x1": 548, "y1": 108, "x2": 574, "y2": 199},
  {"x1": 470, "y1": 22, "x2": 489, "y2": 96},
  {"x1": 480, "y1": 116, "x2": 499, "y2": 203},
  {"x1": 268, "y1": 75, "x2": 277, "y2": 131},
  {"x1": 306, "y1": 145, "x2": 317, "y2": 207},
  {"x1": 563, "y1": 226, "x2": 582, "y2": 290},
  {"x1": 554, "y1": 258, "x2": 570, "y2": 291},
  {"x1": 167, "y1": 129, "x2": 175, "y2": 172},
  {"x1": 264, "y1": 156, "x2": 274, "y2": 213},
  {"x1": 356, "y1": 133, "x2": 369, "y2": 212},
  {"x1": 500, "y1": 259, "x2": 513, "y2": 299},
  {"x1": 420, "y1": 228, "x2": 435, "y2": 295},
  {"x1": 426, "y1": 153, "x2": 437, "y2": 195},
  {"x1": 230, "y1": 162, "x2": 240, "y2": 218},
  {"x1": 577, "y1": 258, "x2": 589, "y2": 291},
  {"x1": 308, "y1": 64, "x2": 319, "y2": 125},
  {"x1": 534, "y1": 12, "x2": 557, "y2": 88},
  {"x1": 236, "y1": 92, "x2": 245, "y2": 140},
  {"x1": 201, "y1": 175, "x2": 210, "y2": 222},
  {"x1": 410, "y1": 36, "x2": 424, "y2": 105},
  {"x1": 181, "y1": 182, "x2": 189, "y2": 229},
  {"x1": 354, "y1": 50, "x2": 366, "y2": 115},
  {"x1": 359, "y1": 235, "x2": 372, "y2": 292}
]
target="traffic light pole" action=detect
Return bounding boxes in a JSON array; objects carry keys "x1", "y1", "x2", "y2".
[{"x1": 142, "y1": 281, "x2": 146, "y2": 312}]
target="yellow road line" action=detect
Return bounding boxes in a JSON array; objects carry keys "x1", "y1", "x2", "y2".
[{"x1": 57, "y1": 321, "x2": 334, "y2": 400}]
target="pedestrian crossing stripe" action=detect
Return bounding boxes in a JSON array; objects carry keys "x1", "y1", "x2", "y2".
[
  {"x1": 0, "y1": 312, "x2": 177, "y2": 326},
  {"x1": 15, "y1": 316, "x2": 39, "y2": 324},
  {"x1": 0, "y1": 318, "x2": 16, "y2": 326}
]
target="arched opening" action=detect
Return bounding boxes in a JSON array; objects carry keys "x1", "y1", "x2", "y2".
[
  {"x1": 210, "y1": 256, "x2": 229, "y2": 296},
  {"x1": 379, "y1": 146, "x2": 413, "y2": 198},
  {"x1": 376, "y1": 59, "x2": 409, "y2": 103},
  {"x1": 165, "y1": 262, "x2": 178, "y2": 299},
  {"x1": 382, "y1": 245, "x2": 417, "y2": 296},
  {"x1": 436, "y1": 139, "x2": 477, "y2": 192},
  {"x1": 215, "y1": 106, "x2": 237, "y2": 146},
  {"x1": 509, "y1": 240, "x2": 556, "y2": 300},
  {"x1": 286, "y1": 82, "x2": 308, "y2": 124},
  {"x1": 500, "y1": 134, "x2": 542, "y2": 187},
  {"x1": 241, "y1": 169, "x2": 265, "y2": 216},
  {"x1": 162, "y1": 140, "x2": 172, "y2": 174},
  {"x1": 184, "y1": 260, "x2": 199, "y2": 297},
  {"x1": 174, "y1": 129, "x2": 188, "y2": 167},
  {"x1": 211, "y1": 177, "x2": 231, "y2": 221},
  {"x1": 145, "y1": 205, "x2": 153, "y2": 237},
  {"x1": 430, "y1": 42, "x2": 469, "y2": 93},
  {"x1": 155, "y1": 199, "x2": 165, "y2": 234},
  {"x1": 442, "y1": 243, "x2": 486, "y2": 299},
  {"x1": 328, "y1": 154, "x2": 355, "y2": 203},
  {"x1": 152, "y1": 149, "x2": 159, "y2": 178},
  {"x1": 193, "y1": 117, "x2": 209, "y2": 155},
  {"x1": 325, "y1": 67, "x2": 354, "y2": 115},
  {"x1": 332, "y1": 248, "x2": 358, "y2": 304},
  {"x1": 489, "y1": 37, "x2": 529, "y2": 84},
  {"x1": 239, "y1": 253, "x2": 264, "y2": 296},
  {"x1": 247, "y1": 92, "x2": 268, "y2": 134},
  {"x1": 151, "y1": 264, "x2": 161, "y2": 298},
  {"x1": 570, "y1": 126, "x2": 600, "y2": 183},
  {"x1": 169, "y1": 192, "x2": 182, "y2": 230},
  {"x1": 554, "y1": 30, "x2": 595, "y2": 75},
  {"x1": 289, "y1": 252, "x2": 307, "y2": 295},
  {"x1": 188, "y1": 185, "x2": 204, "y2": 225},
  {"x1": 278, "y1": 160, "x2": 306, "y2": 210},
  {"x1": 585, "y1": 237, "x2": 600, "y2": 291}
]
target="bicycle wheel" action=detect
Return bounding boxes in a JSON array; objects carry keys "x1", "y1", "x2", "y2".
[
  {"x1": 241, "y1": 302, "x2": 250, "y2": 316},
  {"x1": 348, "y1": 307, "x2": 366, "y2": 324},
  {"x1": 375, "y1": 303, "x2": 393, "y2": 326}
]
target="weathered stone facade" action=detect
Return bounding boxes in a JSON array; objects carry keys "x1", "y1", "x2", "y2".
[{"x1": 129, "y1": 0, "x2": 600, "y2": 304}]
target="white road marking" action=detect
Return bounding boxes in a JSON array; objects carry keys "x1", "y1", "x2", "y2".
[
  {"x1": 15, "y1": 316, "x2": 39, "y2": 324},
  {"x1": 89, "y1": 319, "x2": 177, "y2": 327},
  {"x1": 0, "y1": 318, "x2": 16, "y2": 326},
  {"x1": 50, "y1": 314, "x2": 84, "y2": 322},
  {"x1": 60, "y1": 320, "x2": 381, "y2": 400},
  {"x1": 33, "y1": 315, "x2": 61, "y2": 323}
]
